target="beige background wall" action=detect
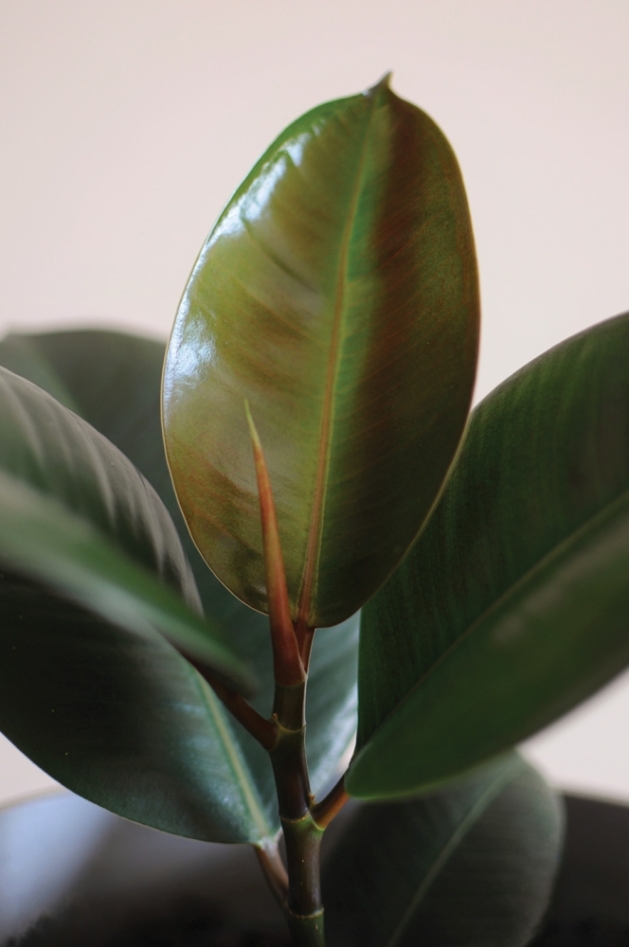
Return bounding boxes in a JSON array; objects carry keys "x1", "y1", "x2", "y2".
[{"x1": 0, "y1": 0, "x2": 628, "y2": 805}]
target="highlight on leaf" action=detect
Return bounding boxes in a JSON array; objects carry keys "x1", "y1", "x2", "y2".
[
  {"x1": 162, "y1": 75, "x2": 480, "y2": 629},
  {"x1": 4, "y1": 69, "x2": 618, "y2": 947}
]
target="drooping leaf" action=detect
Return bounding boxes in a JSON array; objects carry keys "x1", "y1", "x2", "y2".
[
  {"x1": 0, "y1": 329, "x2": 263, "y2": 638},
  {"x1": 162, "y1": 76, "x2": 479, "y2": 628},
  {"x1": 350, "y1": 311, "x2": 629, "y2": 799},
  {"x1": 0, "y1": 469, "x2": 248, "y2": 691},
  {"x1": 325, "y1": 755, "x2": 563, "y2": 947},
  {"x1": 0, "y1": 367, "x2": 287, "y2": 843},
  {"x1": 0, "y1": 331, "x2": 80, "y2": 412},
  {"x1": 0, "y1": 572, "x2": 275, "y2": 844},
  {"x1": 0, "y1": 366, "x2": 249, "y2": 687},
  {"x1": 0, "y1": 331, "x2": 359, "y2": 803}
]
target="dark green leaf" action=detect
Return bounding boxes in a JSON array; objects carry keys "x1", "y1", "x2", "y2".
[
  {"x1": 0, "y1": 367, "x2": 285, "y2": 842},
  {"x1": 0, "y1": 468, "x2": 249, "y2": 689},
  {"x1": 0, "y1": 331, "x2": 359, "y2": 806},
  {"x1": 0, "y1": 366, "x2": 249, "y2": 687},
  {"x1": 0, "y1": 329, "x2": 180, "y2": 508},
  {"x1": 0, "y1": 329, "x2": 264, "y2": 643},
  {"x1": 0, "y1": 573, "x2": 275, "y2": 844},
  {"x1": 325, "y1": 755, "x2": 563, "y2": 947},
  {"x1": 0, "y1": 332, "x2": 80, "y2": 412},
  {"x1": 350, "y1": 311, "x2": 629, "y2": 799},
  {"x1": 162, "y1": 76, "x2": 479, "y2": 627}
]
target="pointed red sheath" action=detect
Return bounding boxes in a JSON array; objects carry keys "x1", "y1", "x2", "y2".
[{"x1": 246, "y1": 403, "x2": 304, "y2": 687}]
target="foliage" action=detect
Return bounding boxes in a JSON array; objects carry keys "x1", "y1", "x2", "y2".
[{"x1": 0, "y1": 76, "x2": 626, "y2": 945}]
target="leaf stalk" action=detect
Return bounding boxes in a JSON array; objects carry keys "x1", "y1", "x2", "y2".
[
  {"x1": 208, "y1": 675, "x2": 278, "y2": 751},
  {"x1": 255, "y1": 839, "x2": 289, "y2": 906},
  {"x1": 311, "y1": 774, "x2": 349, "y2": 830}
]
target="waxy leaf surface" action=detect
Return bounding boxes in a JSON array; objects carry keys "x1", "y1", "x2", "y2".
[
  {"x1": 0, "y1": 573, "x2": 275, "y2": 844},
  {"x1": 163, "y1": 78, "x2": 479, "y2": 627},
  {"x1": 0, "y1": 331, "x2": 359, "y2": 819},
  {"x1": 0, "y1": 468, "x2": 249, "y2": 690},
  {"x1": 350, "y1": 312, "x2": 629, "y2": 798},
  {"x1": 0, "y1": 366, "x2": 286, "y2": 843},
  {"x1": 0, "y1": 330, "x2": 252, "y2": 626},
  {"x1": 325, "y1": 755, "x2": 563, "y2": 947},
  {"x1": 0, "y1": 365, "x2": 249, "y2": 684}
]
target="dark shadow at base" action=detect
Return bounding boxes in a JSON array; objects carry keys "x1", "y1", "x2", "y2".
[
  {"x1": 4, "y1": 791, "x2": 629, "y2": 946},
  {"x1": 534, "y1": 795, "x2": 629, "y2": 947}
]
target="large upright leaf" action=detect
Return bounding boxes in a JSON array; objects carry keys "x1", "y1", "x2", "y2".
[
  {"x1": 324, "y1": 755, "x2": 563, "y2": 947},
  {"x1": 163, "y1": 77, "x2": 479, "y2": 628},
  {"x1": 0, "y1": 330, "x2": 359, "y2": 805},
  {"x1": 350, "y1": 311, "x2": 629, "y2": 799}
]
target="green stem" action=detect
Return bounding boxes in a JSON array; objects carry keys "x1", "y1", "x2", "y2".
[
  {"x1": 283, "y1": 813, "x2": 325, "y2": 914},
  {"x1": 243, "y1": 425, "x2": 328, "y2": 943},
  {"x1": 270, "y1": 680, "x2": 326, "y2": 947},
  {"x1": 286, "y1": 906, "x2": 326, "y2": 947}
]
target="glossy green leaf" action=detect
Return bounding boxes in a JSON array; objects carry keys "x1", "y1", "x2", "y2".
[
  {"x1": 350, "y1": 311, "x2": 629, "y2": 799},
  {"x1": 324, "y1": 755, "x2": 563, "y2": 947},
  {"x1": 0, "y1": 329, "x2": 264, "y2": 637},
  {"x1": 0, "y1": 572, "x2": 275, "y2": 844},
  {"x1": 0, "y1": 469, "x2": 248, "y2": 692},
  {"x1": 0, "y1": 367, "x2": 281, "y2": 842},
  {"x1": 0, "y1": 331, "x2": 360, "y2": 805},
  {"x1": 0, "y1": 366, "x2": 250, "y2": 688},
  {"x1": 163, "y1": 76, "x2": 479, "y2": 628}
]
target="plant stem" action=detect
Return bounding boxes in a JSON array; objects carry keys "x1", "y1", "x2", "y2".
[
  {"x1": 243, "y1": 419, "x2": 329, "y2": 945},
  {"x1": 270, "y1": 678, "x2": 326, "y2": 947},
  {"x1": 295, "y1": 619, "x2": 315, "y2": 670},
  {"x1": 283, "y1": 813, "x2": 324, "y2": 922},
  {"x1": 311, "y1": 774, "x2": 349, "y2": 829},
  {"x1": 286, "y1": 904, "x2": 325, "y2": 947}
]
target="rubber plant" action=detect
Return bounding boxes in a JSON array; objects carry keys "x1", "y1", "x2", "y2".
[{"x1": 0, "y1": 76, "x2": 628, "y2": 946}]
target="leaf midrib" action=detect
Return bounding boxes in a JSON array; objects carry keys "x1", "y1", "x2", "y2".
[
  {"x1": 197, "y1": 676, "x2": 275, "y2": 843},
  {"x1": 386, "y1": 762, "x2": 519, "y2": 947},
  {"x1": 297, "y1": 96, "x2": 379, "y2": 624}
]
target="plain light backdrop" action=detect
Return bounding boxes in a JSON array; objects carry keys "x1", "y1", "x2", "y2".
[{"x1": 0, "y1": 0, "x2": 628, "y2": 805}]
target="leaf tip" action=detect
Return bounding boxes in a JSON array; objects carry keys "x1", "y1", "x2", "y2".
[
  {"x1": 244, "y1": 398, "x2": 258, "y2": 445},
  {"x1": 366, "y1": 72, "x2": 393, "y2": 97},
  {"x1": 245, "y1": 401, "x2": 268, "y2": 479}
]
